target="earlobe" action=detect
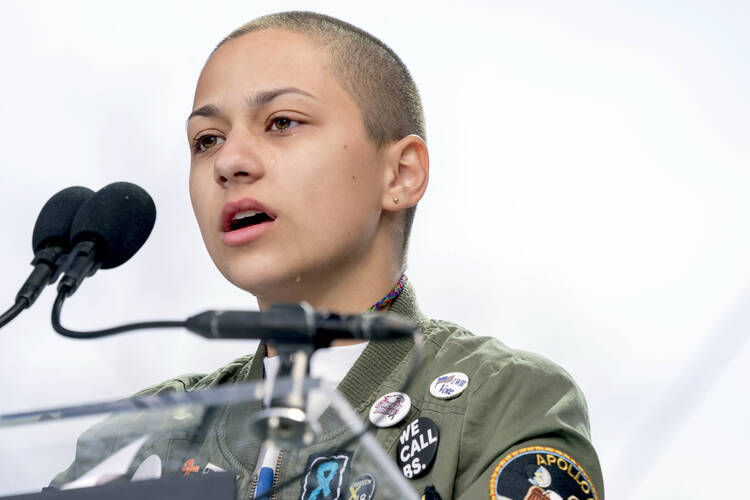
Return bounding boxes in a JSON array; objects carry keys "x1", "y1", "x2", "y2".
[{"x1": 382, "y1": 134, "x2": 429, "y2": 211}]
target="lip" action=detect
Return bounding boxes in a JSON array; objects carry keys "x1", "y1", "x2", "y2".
[{"x1": 220, "y1": 197, "x2": 277, "y2": 247}]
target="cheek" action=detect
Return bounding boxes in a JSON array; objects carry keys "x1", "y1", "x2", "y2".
[
  {"x1": 189, "y1": 172, "x2": 215, "y2": 235},
  {"x1": 188, "y1": 176, "x2": 203, "y2": 222},
  {"x1": 297, "y1": 157, "x2": 375, "y2": 211},
  {"x1": 290, "y1": 154, "x2": 381, "y2": 239},
  {"x1": 301, "y1": 133, "x2": 378, "y2": 188}
]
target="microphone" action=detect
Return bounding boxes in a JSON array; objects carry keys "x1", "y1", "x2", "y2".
[
  {"x1": 185, "y1": 303, "x2": 418, "y2": 346},
  {"x1": 0, "y1": 186, "x2": 94, "y2": 329},
  {"x1": 57, "y1": 182, "x2": 156, "y2": 297},
  {"x1": 21, "y1": 186, "x2": 95, "y2": 306}
]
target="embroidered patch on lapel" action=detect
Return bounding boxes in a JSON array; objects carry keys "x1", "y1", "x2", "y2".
[
  {"x1": 489, "y1": 446, "x2": 598, "y2": 500},
  {"x1": 299, "y1": 451, "x2": 353, "y2": 500}
]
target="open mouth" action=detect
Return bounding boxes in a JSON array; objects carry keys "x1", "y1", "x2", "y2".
[
  {"x1": 229, "y1": 210, "x2": 274, "y2": 231},
  {"x1": 220, "y1": 198, "x2": 277, "y2": 243}
]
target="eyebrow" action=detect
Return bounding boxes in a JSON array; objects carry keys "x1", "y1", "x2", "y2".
[{"x1": 186, "y1": 87, "x2": 317, "y2": 125}]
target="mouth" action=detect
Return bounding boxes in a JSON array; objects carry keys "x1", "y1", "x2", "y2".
[
  {"x1": 228, "y1": 210, "x2": 274, "y2": 231},
  {"x1": 221, "y1": 198, "x2": 276, "y2": 246}
]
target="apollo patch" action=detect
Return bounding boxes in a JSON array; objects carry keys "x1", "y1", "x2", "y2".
[
  {"x1": 489, "y1": 446, "x2": 598, "y2": 500},
  {"x1": 299, "y1": 451, "x2": 353, "y2": 500}
]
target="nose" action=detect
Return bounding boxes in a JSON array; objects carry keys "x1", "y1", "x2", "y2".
[{"x1": 212, "y1": 131, "x2": 265, "y2": 188}]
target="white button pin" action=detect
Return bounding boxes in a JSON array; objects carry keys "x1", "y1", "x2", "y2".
[
  {"x1": 369, "y1": 392, "x2": 411, "y2": 427},
  {"x1": 429, "y1": 372, "x2": 469, "y2": 400}
]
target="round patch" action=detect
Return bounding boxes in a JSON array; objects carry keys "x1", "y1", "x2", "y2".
[
  {"x1": 369, "y1": 392, "x2": 411, "y2": 428},
  {"x1": 429, "y1": 372, "x2": 469, "y2": 400},
  {"x1": 396, "y1": 417, "x2": 439, "y2": 479},
  {"x1": 489, "y1": 446, "x2": 598, "y2": 500},
  {"x1": 348, "y1": 473, "x2": 376, "y2": 499}
]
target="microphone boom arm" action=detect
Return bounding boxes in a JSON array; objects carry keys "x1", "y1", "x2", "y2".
[{"x1": 50, "y1": 289, "x2": 418, "y2": 343}]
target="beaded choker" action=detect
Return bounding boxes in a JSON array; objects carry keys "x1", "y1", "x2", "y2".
[{"x1": 368, "y1": 274, "x2": 408, "y2": 311}]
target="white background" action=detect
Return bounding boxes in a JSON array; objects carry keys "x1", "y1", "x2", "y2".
[{"x1": 1, "y1": 1, "x2": 748, "y2": 498}]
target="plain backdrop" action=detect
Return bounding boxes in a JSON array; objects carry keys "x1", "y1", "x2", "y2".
[{"x1": 1, "y1": 1, "x2": 748, "y2": 498}]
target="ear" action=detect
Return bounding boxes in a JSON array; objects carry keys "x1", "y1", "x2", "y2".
[{"x1": 381, "y1": 134, "x2": 429, "y2": 212}]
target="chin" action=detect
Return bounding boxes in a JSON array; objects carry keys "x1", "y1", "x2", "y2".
[
  {"x1": 210, "y1": 239, "x2": 366, "y2": 304},
  {"x1": 218, "y1": 255, "x2": 302, "y2": 299}
]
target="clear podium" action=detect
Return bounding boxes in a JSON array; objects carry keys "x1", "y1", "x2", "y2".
[{"x1": 0, "y1": 378, "x2": 419, "y2": 499}]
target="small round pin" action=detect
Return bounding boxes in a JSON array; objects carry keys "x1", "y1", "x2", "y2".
[
  {"x1": 429, "y1": 372, "x2": 469, "y2": 400},
  {"x1": 369, "y1": 392, "x2": 411, "y2": 427},
  {"x1": 349, "y1": 473, "x2": 376, "y2": 500}
]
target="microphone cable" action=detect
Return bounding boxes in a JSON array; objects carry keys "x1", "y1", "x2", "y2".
[
  {"x1": 51, "y1": 286, "x2": 185, "y2": 339},
  {"x1": 0, "y1": 299, "x2": 27, "y2": 329}
]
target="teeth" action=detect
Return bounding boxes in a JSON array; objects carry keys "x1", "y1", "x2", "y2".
[{"x1": 232, "y1": 210, "x2": 260, "y2": 220}]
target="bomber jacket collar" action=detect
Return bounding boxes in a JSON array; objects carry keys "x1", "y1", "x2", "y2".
[
  {"x1": 337, "y1": 281, "x2": 429, "y2": 412},
  {"x1": 242, "y1": 281, "x2": 427, "y2": 400},
  {"x1": 222, "y1": 282, "x2": 428, "y2": 469}
]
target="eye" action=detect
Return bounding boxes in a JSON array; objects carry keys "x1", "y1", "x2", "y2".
[
  {"x1": 267, "y1": 116, "x2": 300, "y2": 132},
  {"x1": 192, "y1": 134, "x2": 225, "y2": 153}
]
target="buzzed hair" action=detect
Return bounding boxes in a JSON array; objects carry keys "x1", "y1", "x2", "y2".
[{"x1": 215, "y1": 11, "x2": 425, "y2": 265}]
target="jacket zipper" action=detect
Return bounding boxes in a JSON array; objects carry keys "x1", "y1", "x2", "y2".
[
  {"x1": 249, "y1": 473, "x2": 258, "y2": 499},
  {"x1": 271, "y1": 450, "x2": 285, "y2": 500}
]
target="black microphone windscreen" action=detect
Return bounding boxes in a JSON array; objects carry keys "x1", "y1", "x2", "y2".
[
  {"x1": 70, "y1": 182, "x2": 157, "y2": 269},
  {"x1": 32, "y1": 186, "x2": 95, "y2": 253}
]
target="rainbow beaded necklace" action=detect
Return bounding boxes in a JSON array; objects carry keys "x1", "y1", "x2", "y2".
[{"x1": 368, "y1": 274, "x2": 408, "y2": 311}]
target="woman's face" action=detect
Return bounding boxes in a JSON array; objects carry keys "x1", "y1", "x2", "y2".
[{"x1": 187, "y1": 29, "x2": 388, "y2": 299}]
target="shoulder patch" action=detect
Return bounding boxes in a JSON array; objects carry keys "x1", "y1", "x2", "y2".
[{"x1": 489, "y1": 446, "x2": 598, "y2": 500}]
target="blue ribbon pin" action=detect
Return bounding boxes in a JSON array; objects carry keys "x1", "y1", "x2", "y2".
[{"x1": 309, "y1": 461, "x2": 339, "y2": 500}]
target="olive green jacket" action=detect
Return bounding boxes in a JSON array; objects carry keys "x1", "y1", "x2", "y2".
[{"x1": 53, "y1": 283, "x2": 604, "y2": 499}]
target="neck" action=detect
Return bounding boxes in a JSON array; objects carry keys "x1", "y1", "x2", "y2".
[
  {"x1": 262, "y1": 283, "x2": 399, "y2": 358},
  {"x1": 259, "y1": 271, "x2": 400, "y2": 311},
  {"x1": 255, "y1": 217, "x2": 405, "y2": 358}
]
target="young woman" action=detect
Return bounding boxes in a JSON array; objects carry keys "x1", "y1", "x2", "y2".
[{"x1": 56, "y1": 12, "x2": 604, "y2": 500}]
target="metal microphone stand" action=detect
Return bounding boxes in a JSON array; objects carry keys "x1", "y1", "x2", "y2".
[{"x1": 248, "y1": 302, "x2": 320, "y2": 446}]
